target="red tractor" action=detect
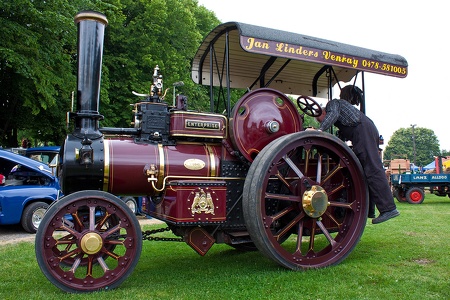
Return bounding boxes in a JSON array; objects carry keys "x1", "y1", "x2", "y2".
[{"x1": 35, "y1": 11, "x2": 408, "y2": 292}]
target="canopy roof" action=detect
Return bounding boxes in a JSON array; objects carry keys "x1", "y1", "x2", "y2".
[
  {"x1": 423, "y1": 161, "x2": 436, "y2": 171},
  {"x1": 192, "y1": 22, "x2": 408, "y2": 98}
]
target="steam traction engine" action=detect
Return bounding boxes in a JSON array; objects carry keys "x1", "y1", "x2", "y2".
[{"x1": 35, "y1": 11, "x2": 408, "y2": 292}]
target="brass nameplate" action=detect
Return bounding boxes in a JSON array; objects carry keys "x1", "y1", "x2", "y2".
[{"x1": 185, "y1": 119, "x2": 220, "y2": 130}]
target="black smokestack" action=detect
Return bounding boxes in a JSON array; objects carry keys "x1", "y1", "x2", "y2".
[{"x1": 73, "y1": 11, "x2": 108, "y2": 139}]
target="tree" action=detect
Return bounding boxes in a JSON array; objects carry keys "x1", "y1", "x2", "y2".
[
  {"x1": 383, "y1": 127, "x2": 440, "y2": 166},
  {"x1": 0, "y1": 0, "x2": 75, "y2": 146},
  {"x1": 0, "y1": 0, "x2": 219, "y2": 146},
  {"x1": 0, "y1": 0, "x2": 122, "y2": 147},
  {"x1": 99, "y1": 0, "x2": 220, "y2": 127}
]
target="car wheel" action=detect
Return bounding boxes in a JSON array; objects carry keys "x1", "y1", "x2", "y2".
[
  {"x1": 21, "y1": 201, "x2": 49, "y2": 233},
  {"x1": 121, "y1": 196, "x2": 137, "y2": 214}
]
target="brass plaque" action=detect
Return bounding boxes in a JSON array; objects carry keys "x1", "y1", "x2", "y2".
[{"x1": 184, "y1": 158, "x2": 206, "y2": 171}]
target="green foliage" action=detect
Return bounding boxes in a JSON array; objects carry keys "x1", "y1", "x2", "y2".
[
  {"x1": 284, "y1": 95, "x2": 320, "y2": 129},
  {"x1": 0, "y1": 0, "x2": 123, "y2": 146},
  {"x1": 441, "y1": 149, "x2": 450, "y2": 156},
  {"x1": 384, "y1": 127, "x2": 440, "y2": 166},
  {"x1": 0, "y1": 0, "x2": 75, "y2": 146},
  {"x1": 0, "y1": 0, "x2": 219, "y2": 145},
  {"x1": 99, "y1": 0, "x2": 220, "y2": 127},
  {"x1": 303, "y1": 113, "x2": 320, "y2": 128}
]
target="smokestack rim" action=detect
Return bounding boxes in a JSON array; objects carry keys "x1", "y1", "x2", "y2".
[{"x1": 74, "y1": 10, "x2": 108, "y2": 26}]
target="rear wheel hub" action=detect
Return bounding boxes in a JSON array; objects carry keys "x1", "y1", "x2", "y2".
[{"x1": 302, "y1": 185, "x2": 329, "y2": 218}]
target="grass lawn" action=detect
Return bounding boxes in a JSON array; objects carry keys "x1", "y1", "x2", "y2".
[{"x1": 1, "y1": 193, "x2": 449, "y2": 299}]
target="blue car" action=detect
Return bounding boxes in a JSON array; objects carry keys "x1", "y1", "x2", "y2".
[{"x1": 0, "y1": 149, "x2": 62, "y2": 233}]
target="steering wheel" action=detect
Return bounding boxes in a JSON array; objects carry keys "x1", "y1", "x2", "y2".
[{"x1": 296, "y1": 95, "x2": 322, "y2": 117}]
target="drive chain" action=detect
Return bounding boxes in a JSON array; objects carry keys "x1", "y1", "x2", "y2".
[{"x1": 142, "y1": 226, "x2": 183, "y2": 242}]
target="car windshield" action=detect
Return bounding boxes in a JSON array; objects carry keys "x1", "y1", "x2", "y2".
[
  {"x1": 27, "y1": 152, "x2": 57, "y2": 164},
  {"x1": 25, "y1": 147, "x2": 60, "y2": 174}
]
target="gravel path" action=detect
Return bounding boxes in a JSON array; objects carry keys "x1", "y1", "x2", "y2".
[{"x1": 0, "y1": 216, "x2": 164, "y2": 246}]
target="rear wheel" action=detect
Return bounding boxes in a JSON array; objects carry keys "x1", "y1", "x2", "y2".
[
  {"x1": 243, "y1": 131, "x2": 368, "y2": 269},
  {"x1": 35, "y1": 190, "x2": 142, "y2": 293},
  {"x1": 393, "y1": 188, "x2": 407, "y2": 202},
  {"x1": 406, "y1": 187, "x2": 425, "y2": 204}
]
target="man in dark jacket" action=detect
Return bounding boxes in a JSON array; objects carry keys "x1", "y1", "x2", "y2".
[{"x1": 317, "y1": 85, "x2": 399, "y2": 224}]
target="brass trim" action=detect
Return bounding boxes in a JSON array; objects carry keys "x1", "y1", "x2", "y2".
[
  {"x1": 150, "y1": 212, "x2": 226, "y2": 223},
  {"x1": 176, "y1": 141, "x2": 222, "y2": 146},
  {"x1": 103, "y1": 140, "x2": 110, "y2": 191},
  {"x1": 74, "y1": 11, "x2": 108, "y2": 25},
  {"x1": 157, "y1": 143, "x2": 165, "y2": 189},
  {"x1": 190, "y1": 188, "x2": 216, "y2": 215},
  {"x1": 80, "y1": 232, "x2": 103, "y2": 254},
  {"x1": 151, "y1": 176, "x2": 244, "y2": 192},
  {"x1": 171, "y1": 110, "x2": 228, "y2": 119},
  {"x1": 302, "y1": 185, "x2": 329, "y2": 218},
  {"x1": 205, "y1": 145, "x2": 216, "y2": 177},
  {"x1": 169, "y1": 132, "x2": 225, "y2": 139}
]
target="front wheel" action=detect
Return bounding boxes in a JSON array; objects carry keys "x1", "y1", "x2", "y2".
[
  {"x1": 35, "y1": 190, "x2": 142, "y2": 293},
  {"x1": 243, "y1": 131, "x2": 368, "y2": 270}
]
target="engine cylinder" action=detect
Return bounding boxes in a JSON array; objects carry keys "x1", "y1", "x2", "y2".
[
  {"x1": 104, "y1": 139, "x2": 221, "y2": 196},
  {"x1": 60, "y1": 137, "x2": 222, "y2": 196}
]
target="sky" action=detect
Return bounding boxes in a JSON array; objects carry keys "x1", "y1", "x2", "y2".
[{"x1": 197, "y1": 0, "x2": 450, "y2": 151}]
